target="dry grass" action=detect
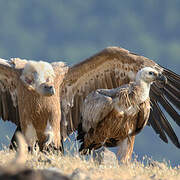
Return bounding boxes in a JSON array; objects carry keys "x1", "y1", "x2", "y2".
[{"x1": 0, "y1": 149, "x2": 179, "y2": 180}]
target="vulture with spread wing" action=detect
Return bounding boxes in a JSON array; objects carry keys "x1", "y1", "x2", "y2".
[
  {"x1": 60, "y1": 47, "x2": 180, "y2": 161},
  {"x1": 0, "y1": 58, "x2": 67, "y2": 151},
  {"x1": 77, "y1": 67, "x2": 166, "y2": 162},
  {"x1": 4, "y1": 47, "x2": 180, "y2": 158}
]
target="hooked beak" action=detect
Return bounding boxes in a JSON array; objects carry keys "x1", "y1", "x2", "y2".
[
  {"x1": 44, "y1": 85, "x2": 56, "y2": 96},
  {"x1": 157, "y1": 74, "x2": 167, "y2": 84},
  {"x1": 49, "y1": 86, "x2": 56, "y2": 95}
]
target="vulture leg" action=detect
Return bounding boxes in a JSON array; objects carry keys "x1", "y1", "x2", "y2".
[
  {"x1": 41, "y1": 136, "x2": 64, "y2": 154},
  {"x1": 10, "y1": 126, "x2": 39, "y2": 153},
  {"x1": 116, "y1": 136, "x2": 135, "y2": 163}
]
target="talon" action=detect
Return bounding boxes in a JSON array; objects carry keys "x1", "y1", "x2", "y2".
[{"x1": 44, "y1": 134, "x2": 53, "y2": 147}]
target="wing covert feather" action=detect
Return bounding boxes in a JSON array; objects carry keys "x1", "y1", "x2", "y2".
[{"x1": 81, "y1": 90, "x2": 114, "y2": 132}]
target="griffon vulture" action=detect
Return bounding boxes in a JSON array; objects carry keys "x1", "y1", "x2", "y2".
[
  {"x1": 60, "y1": 47, "x2": 180, "y2": 159},
  {"x1": 76, "y1": 67, "x2": 167, "y2": 162},
  {"x1": 4, "y1": 46, "x2": 180, "y2": 156},
  {"x1": 0, "y1": 58, "x2": 67, "y2": 151}
]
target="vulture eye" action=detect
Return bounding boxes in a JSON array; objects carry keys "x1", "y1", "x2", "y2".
[
  {"x1": 149, "y1": 71, "x2": 154, "y2": 75},
  {"x1": 25, "y1": 77, "x2": 33, "y2": 85}
]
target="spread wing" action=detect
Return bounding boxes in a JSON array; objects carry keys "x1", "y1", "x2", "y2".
[
  {"x1": 61, "y1": 46, "x2": 180, "y2": 148},
  {"x1": 51, "y1": 61, "x2": 69, "y2": 86},
  {"x1": 51, "y1": 61, "x2": 68, "y2": 76},
  {"x1": 0, "y1": 58, "x2": 27, "y2": 127}
]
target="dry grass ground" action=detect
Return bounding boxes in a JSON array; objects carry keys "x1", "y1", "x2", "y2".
[{"x1": 0, "y1": 149, "x2": 179, "y2": 180}]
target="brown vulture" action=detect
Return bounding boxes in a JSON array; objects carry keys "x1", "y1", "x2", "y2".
[
  {"x1": 60, "y1": 47, "x2": 180, "y2": 160},
  {"x1": 2, "y1": 47, "x2": 180, "y2": 156},
  {"x1": 77, "y1": 67, "x2": 166, "y2": 162},
  {"x1": 0, "y1": 58, "x2": 67, "y2": 151}
]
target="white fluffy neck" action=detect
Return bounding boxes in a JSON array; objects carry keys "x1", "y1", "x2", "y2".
[{"x1": 136, "y1": 79, "x2": 151, "y2": 103}]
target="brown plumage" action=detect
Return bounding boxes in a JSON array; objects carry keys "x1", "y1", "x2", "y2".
[
  {"x1": 3, "y1": 46, "x2": 180, "y2": 156},
  {"x1": 60, "y1": 47, "x2": 180, "y2": 157},
  {"x1": 76, "y1": 67, "x2": 165, "y2": 162},
  {"x1": 0, "y1": 58, "x2": 67, "y2": 151}
]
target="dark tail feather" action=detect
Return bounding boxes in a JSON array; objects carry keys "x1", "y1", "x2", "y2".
[
  {"x1": 79, "y1": 143, "x2": 85, "y2": 152},
  {"x1": 77, "y1": 123, "x2": 86, "y2": 141},
  {"x1": 77, "y1": 123, "x2": 87, "y2": 153},
  {"x1": 77, "y1": 123, "x2": 98, "y2": 154}
]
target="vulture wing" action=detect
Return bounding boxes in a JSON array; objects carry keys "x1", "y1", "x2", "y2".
[
  {"x1": 0, "y1": 58, "x2": 27, "y2": 127},
  {"x1": 60, "y1": 46, "x2": 180, "y2": 148},
  {"x1": 81, "y1": 89, "x2": 119, "y2": 133}
]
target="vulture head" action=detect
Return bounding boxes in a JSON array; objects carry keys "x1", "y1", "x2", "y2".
[
  {"x1": 20, "y1": 61, "x2": 56, "y2": 96},
  {"x1": 136, "y1": 67, "x2": 167, "y2": 85}
]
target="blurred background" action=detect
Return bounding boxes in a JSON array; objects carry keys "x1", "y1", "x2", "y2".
[{"x1": 0, "y1": 0, "x2": 179, "y2": 166}]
